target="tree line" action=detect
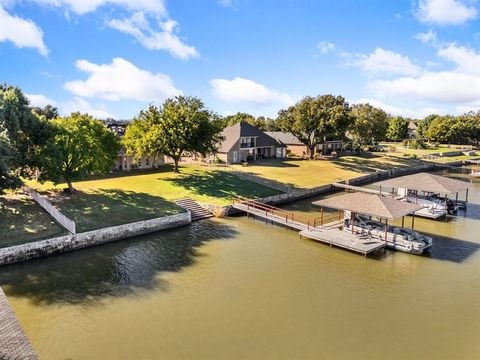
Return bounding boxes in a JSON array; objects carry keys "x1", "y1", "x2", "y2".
[{"x1": 2, "y1": 83, "x2": 479, "y2": 193}]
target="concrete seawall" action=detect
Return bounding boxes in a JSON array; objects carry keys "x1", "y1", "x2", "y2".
[
  {"x1": 0, "y1": 211, "x2": 191, "y2": 266},
  {"x1": 207, "y1": 161, "x2": 463, "y2": 216},
  {"x1": 0, "y1": 287, "x2": 37, "y2": 359}
]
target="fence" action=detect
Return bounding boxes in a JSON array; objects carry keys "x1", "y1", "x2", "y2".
[{"x1": 24, "y1": 187, "x2": 76, "y2": 234}]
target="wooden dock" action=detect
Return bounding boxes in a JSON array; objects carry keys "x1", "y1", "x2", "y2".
[
  {"x1": 299, "y1": 228, "x2": 386, "y2": 257},
  {"x1": 232, "y1": 197, "x2": 384, "y2": 257}
]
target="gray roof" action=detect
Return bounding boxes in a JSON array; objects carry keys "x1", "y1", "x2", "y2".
[
  {"x1": 313, "y1": 192, "x2": 424, "y2": 220},
  {"x1": 373, "y1": 172, "x2": 471, "y2": 194},
  {"x1": 265, "y1": 131, "x2": 304, "y2": 145},
  {"x1": 219, "y1": 122, "x2": 284, "y2": 152}
]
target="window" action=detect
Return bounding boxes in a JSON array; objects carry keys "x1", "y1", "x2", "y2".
[{"x1": 240, "y1": 137, "x2": 255, "y2": 148}]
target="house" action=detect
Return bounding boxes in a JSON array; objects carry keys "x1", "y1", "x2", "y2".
[
  {"x1": 266, "y1": 131, "x2": 351, "y2": 157},
  {"x1": 408, "y1": 121, "x2": 418, "y2": 138},
  {"x1": 217, "y1": 122, "x2": 287, "y2": 163},
  {"x1": 105, "y1": 119, "x2": 165, "y2": 171},
  {"x1": 265, "y1": 131, "x2": 308, "y2": 156}
]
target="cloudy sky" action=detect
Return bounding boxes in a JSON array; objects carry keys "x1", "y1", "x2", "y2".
[{"x1": 1, "y1": 0, "x2": 480, "y2": 119}]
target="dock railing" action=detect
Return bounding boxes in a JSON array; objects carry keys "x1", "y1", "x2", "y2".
[{"x1": 232, "y1": 196, "x2": 337, "y2": 230}]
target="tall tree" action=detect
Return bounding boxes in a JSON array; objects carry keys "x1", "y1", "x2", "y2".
[
  {"x1": 31, "y1": 104, "x2": 59, "y2": 121},
  {"x1": 223, "y1": 112, "x2": 256, "y2": 127},
  {"x1": 0, "y1": 124, "x2": 20, "y2": 192},
  {"x1": 278, "y1": 95, "x2": 352, "y2": 159},
  {"x1": 0, "y1": 84, "x2": 49, "y2": 190},
  {"x1": 40, "y1": 113, "x2": 120, "y2": 192},
  {"x1": 416, "y1": 114, "x2": 438, "y2": 139},
  {"x1": 124, "y1": 96, "x2": 222, "y2": 173},
  {"x1": 349, "y1": 103, "x2": 389, "y2": 149},
  {"x1": 386, "y1": 116, "x2": 409, "y2": 141}
]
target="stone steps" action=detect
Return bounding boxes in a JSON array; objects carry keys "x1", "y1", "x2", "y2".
[{"x1": 175, "y1": 198, "x2": 214, "y2": 221}]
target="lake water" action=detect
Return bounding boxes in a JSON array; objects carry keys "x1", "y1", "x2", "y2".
[{"x1": 1, "y1": 168, "x2": 479, "y2": 359}]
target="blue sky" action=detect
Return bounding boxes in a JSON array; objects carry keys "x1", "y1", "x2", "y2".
[{"x1": 1, "y1": 0, "x2": 480, "y2": 119}]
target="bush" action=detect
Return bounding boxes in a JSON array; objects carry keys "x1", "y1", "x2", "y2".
[{"x1": 401, "y1": 139, "x2": 427, "y2": 149}]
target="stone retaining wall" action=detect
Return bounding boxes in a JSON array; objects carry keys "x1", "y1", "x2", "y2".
[{"x1": 0, "y1": 211, "x2": 191, "y2": 266}]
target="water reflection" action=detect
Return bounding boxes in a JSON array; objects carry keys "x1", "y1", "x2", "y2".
[{"x1": 0, "y1": 220, "x2": 237, "y2": 305}]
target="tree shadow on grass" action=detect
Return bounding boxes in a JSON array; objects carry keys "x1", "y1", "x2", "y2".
[
  {"x1": 167, "y1": 171, "x2": 281, "y2": 201},
  {"x1": 0, "y1": 220, "x2": 238, "y2": 305},
  {"x1": 67, "y1": 164, "x2": 176, "y2": 185},
  {"x1": 48, "y1": 188, "x2": 184, "y2": 233},
  {"x1": 0, "y1": 196, "x2": 66, "y2": 247},
  {"x1": 250, "y1": 158, "x2": 300, "y2": 168},
  {"x1": 332, "y1": 155, "x2": 425, "y2": 175}
]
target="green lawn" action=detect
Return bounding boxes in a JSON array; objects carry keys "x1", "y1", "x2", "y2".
[
  {"x1": 0, "y1": 194, "x2": 66, "y2": 247},
  {"x1": 27, "y1": 164, "x2": 280, "y2": 232},
  {"x1": 229, "y1": 154, "x2": 426, "y2": 189}
]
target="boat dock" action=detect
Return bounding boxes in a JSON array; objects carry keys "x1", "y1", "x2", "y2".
[
  {"x1": 232, "y1": 197, "x2": 385, "y2": 257},
  {"x1": 299, "y1": 228, "x2": 385, "y2": 257}
]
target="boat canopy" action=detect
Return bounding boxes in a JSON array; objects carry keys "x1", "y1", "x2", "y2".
[
  {"x1": 372, "y1": 172, "x2": 471, "y2": 194},
  {"x1": 312, "y1": 192, "x2": 424, "y2": 220}
]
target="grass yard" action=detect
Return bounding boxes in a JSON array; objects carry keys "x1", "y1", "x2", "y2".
[
  {"x1": 0, "y1": 193, "x2": 66, "y2": 247},
  {"x1": 27, "y1": 164, "x2": 280, "y2": 232},
  {"x1": 230, "y1": 154, "x2": 426, "y2": 189}
]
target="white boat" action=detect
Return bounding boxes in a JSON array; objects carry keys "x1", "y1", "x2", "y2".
[
  {"x1": 393, "y1": 188, "x2": 456, "y2": 218},
  {"x1": 342, "y1": 215, "x2": 432, "y2": 255}
]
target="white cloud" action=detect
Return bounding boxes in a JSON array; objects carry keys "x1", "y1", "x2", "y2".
[
  {"x1": 29, "y1": 0, "x2": 166, "y2": 15},
  {"x1": 210, "y1": 77, "x2": 293, "y2": 107},
  {"x1": 416, "y1": 0, "x2": 477, "y2": 25},
  {"x1": 64, "y1": 57, "x2": 182, "y2": 102},
  {"x1": 354, "y1": 98, "x2": 445, "y2": 118},
  {"x1": 0, "y1": 5, "x2": 48, "y2": 55},
  {"x1": 61, "y1": 97, "x2": 114, "y2": 118},
  {"x1": 414, "y1": 30, "x2": 437, "y2": 45},
  {"x1": 108, "y1": 12, "x2": 198, "y2": 59},
  {"x1": 353, "y1": 48, "x2": 422, "y2": 76},
  {"x1": 369, "y1": 44, "x2": 480, "y2": 104},
  {"x1": 317, "y1": 41, "x2": 336, "y2": 54},
  {"x1": 26, "y1": 93, "x2": 57, "y2": 107}
]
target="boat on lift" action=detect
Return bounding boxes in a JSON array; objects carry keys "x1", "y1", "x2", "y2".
[{"x1": 343, "y1": 212, "x2": 432, "y2": 255}]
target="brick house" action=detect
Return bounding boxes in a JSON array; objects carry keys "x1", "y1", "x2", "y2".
[
  {"x1": 217, "y1": 122, "x2": 287, "y2": 163},
  {"x1": 265, "y1": 131, "x2": 308, "y2": 156}
]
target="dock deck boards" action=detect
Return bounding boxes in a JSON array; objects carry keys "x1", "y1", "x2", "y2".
[
  {"x1": 300, "y1": 228, "x2": 386, "y2": 256},
  {"x1": 233, "y1": 202, "x2": 384, "y2": 256}
]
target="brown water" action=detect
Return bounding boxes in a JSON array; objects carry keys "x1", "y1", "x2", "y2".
[{"x1": 1, "y1": 169, "x2": 479, "y2": 359}]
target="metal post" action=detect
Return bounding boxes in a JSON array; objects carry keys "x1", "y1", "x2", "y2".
[
  {"x1": 384, "y1": 219, "x2": 388, "y2": 241},
  {"x1": 401, "y1": 216, "x2": 404, "y2": 228},
  {"x1": 351, "y1": 212, "x2": 355, "y2": 234},
  {"x1": 466, "y1": 188, "x2": 469, "y2": 203},
  {"x1": 412, "y1": 212, "x2": 415, "y2": 229},
  {"x1": 321, "y1": 208, "x2": 324, "y2": 226},
  {"x1": 455, "y1": 192, "x2": 458, "y2": 206}
]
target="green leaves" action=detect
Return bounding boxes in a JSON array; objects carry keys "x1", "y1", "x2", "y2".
[
  {"x1": 39, "y1": 112, "x2": 120, "y2": 190},
  {"x1": 124, "y1": 96, "x2": 222, "y2": 173},
  {"x1": 386, "y1": 116, "x2": 409, "y2": 141},
  {"x1": 350, "y1": 103, "x2": 389, "y2": 148},
  {"x1": 277, "y1": 95, "x2": 352, "y2": 158}
]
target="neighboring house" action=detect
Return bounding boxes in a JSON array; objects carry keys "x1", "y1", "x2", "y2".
[
  {"x1": 105, "y1": 119, "x2": 165, "y2": 171},
  {"x1": 317, "y1": 139, "x2": 349, "y2": 155},
  {"x1": 217, "y1": 122, "x2": 287, "y2": 163},
  {"x1": 265, "y1": 131, "x2": 308, "y2": 156},
  {"x1": 408, "y1": 121, "x2": 418, "y2": 138},
  {"x1": 266, "y1": 131, "x2": 350, "y2": 157}
]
